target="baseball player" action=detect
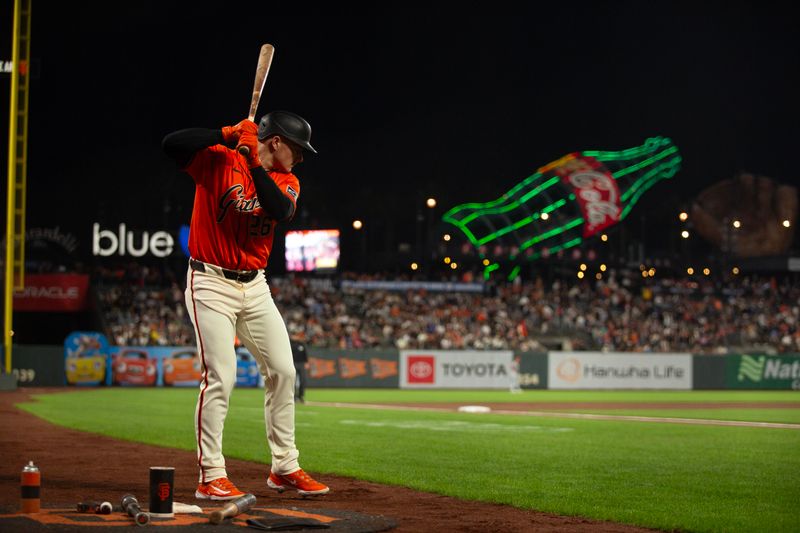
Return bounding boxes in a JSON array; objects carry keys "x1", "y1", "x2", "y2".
[{"x1": 162, "y1": 111, "x2": 329, "y2": 499}]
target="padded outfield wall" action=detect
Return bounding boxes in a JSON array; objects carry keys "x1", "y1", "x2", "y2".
[{"x1": 7, "y1": 340, "x2": 800, "y2": 390}]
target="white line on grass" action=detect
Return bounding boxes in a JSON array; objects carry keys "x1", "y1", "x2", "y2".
[
  {"x1": 338, "y1": 419, "x2": 573, "y2": 433},
  {"x1": 307, "y1": 402, "x2": 800, "y2": 430}
]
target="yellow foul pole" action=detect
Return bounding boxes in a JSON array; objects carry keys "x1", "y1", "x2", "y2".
[{"x1": 5, "y1": 0, "x2": 22, "y2": 373}]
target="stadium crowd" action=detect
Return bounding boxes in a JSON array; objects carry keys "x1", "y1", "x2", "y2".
[
  {"x1": 95, "y1": 264, "x2": 195, "y2": 347},
  {"x1": 94, "y1": 263, "x2": 800, "y2": 354}
]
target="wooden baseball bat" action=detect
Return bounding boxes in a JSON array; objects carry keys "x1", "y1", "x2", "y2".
[
  {"x1": 209, "y1": 493, "x2": 256, "y2": 525},
  {"x1": 238, "y1": 44, "x2": 275, "y2": 156}
]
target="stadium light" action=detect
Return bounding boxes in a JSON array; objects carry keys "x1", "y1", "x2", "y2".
[
  {"x1": 732, "y1": 220, "x2": 741, "y2": 229},
  {"x1": 681, "y1": 230, "x2": 690, "y2": 239},
  {"x1": 679, "y1": 212, "x2": 688, "y2": 222},
  {"x1": 783, "y1": 220, "x2": 791, "y2": 228},
  {"x1": 450, "y1": 262, "x2": 458, "y2": 269},
  {"x1": 577, "y1": 271, "x2": 585, "y2": 279},
  {"x1": 595, "y1": 273, "x2": 602, "y2": 280},
  {"x1": 703, "y1": 267, "x2": 711, "y2": 276},
  {"x1": 482, "y1": 259, "x2": 490, "y2": 266},
  {"x1": 732, "y1": 267, "x2": 740, "y2": 275},
  {"x1": 410, "y1": 262, "x2": 419, "y2": 271},
  {"x1": 600, "y1": 264, "x2": 607, "y2": 272},
  {"x1": 443, "y1": 234, "x2": 451, "y2": 241},
  {"x1": 642, "y1": 271, "x2": 648, "y2": 278},
  {"x1": 444, "y1": 257, "x2": 451, "y2": 264},
  {"x1": 579, "y1": 263, "x2": 587, "y2": 271},
  {"x1": 687, "y1": 267, "x2": 694, "y2": 275},
  {"x1": 600, "y1": 234, "x2": 608, "y2": 242},
  {"x1": 352, "y1": 219, "x2": 363, "y2": 230},
  {"x1": 648, "y1": 268, "x2": 656, "y2": 277},
  {"x1": 426, "y1": 198, "x2": 437, "y2": 208},
  {"x1": 540, "y1": 212, "x2": 550, "y2": 220}
]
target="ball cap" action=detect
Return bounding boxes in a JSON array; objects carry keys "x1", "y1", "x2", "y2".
[{"x1": 257, "y1": 111, "x2": 317, "y2": 153}]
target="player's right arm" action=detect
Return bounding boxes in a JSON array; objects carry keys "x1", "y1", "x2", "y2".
[
  {"x1": 163, "y1": 120, "x2": 253, "y2": 168},
  {"x1": 161, "y1": 128, "x2": 226, "y2": 168}
]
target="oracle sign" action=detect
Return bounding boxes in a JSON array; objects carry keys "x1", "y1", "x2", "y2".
[
  {"x1": 13, "y1": 274, "x2": 90, "y2": 311},
  {"x1": 92, "y1": 223, "x2": 175, "y2": 258}
]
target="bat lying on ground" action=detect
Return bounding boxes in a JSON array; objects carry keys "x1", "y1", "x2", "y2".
[
  {"x1": 76, "y1": 500, "x2": 112, "y2": 514},
  {"x1": 121, "y1": 494, "x2": 150, "y2": 526},
  {"x1": 209, "y1": 493, "x2": 256, "y2": 525}
]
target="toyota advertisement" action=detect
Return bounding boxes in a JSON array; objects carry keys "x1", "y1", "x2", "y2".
[
  {"x1": 400, "y1": 350, "x2": 514, "y2": 389},
  {"x1": 548, "y1": 352, "x2": 693, "y2": 390}
]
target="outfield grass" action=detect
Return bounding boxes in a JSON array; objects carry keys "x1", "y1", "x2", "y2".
[
  {"x1": 551, "y1": 408, "x2": 800, "y2": 424},
  {"x1": 305, "y1": 388, "x2": 800, "y2": 404},
  {"x1": 17, "y1": 388, "x2": 800, "y2": 533}
]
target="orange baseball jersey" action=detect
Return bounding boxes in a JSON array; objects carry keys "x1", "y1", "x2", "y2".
[{"x1": 185, "y1": 144, "x2": 299, "y2": 270}]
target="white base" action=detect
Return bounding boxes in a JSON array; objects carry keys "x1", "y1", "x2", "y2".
[{"x1": 457, "y1": 405, "x2": 491, "y2": 413}]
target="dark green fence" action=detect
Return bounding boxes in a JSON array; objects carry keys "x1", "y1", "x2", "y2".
[
  {"x1": 10, "y1": 345, "x2": 66, "y2": 386},
  {"x1": 692, "y1": 355, "x2": 727, "y2": 390},
  {"x1": 307, "y1": 349, "x2": 399, "y2": 388},
  {"x1": 13, "y1": 344, "x2": 800, "y2": 390},
  {"x1": 517, "y1": 352, "x2": 548, "y2": 389}
]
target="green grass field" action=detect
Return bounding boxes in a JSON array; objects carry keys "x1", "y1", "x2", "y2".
[{"x1": 18, "y1": 388, "x2": 800, "y2": 533}]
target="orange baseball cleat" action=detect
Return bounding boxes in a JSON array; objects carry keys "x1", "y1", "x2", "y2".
[
  {"x1": 267, "y1": 469, "x2": 330, "y2": 495},
  {"x1": 195, "y1": 477, "x2": 245, "y2": 500}
]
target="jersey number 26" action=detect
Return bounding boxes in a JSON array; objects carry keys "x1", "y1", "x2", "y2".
[{"x1": 249, "y1": 215, "x2": 273, "y2": 237}]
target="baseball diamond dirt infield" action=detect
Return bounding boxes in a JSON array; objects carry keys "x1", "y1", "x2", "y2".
[{"x1": 0, "y1": 390, "x2": 659, "y2": 533}]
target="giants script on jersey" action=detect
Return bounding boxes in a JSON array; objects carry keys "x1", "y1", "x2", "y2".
[{"x1": 218, "y1": 185, "x2": 261, "y2": 223}]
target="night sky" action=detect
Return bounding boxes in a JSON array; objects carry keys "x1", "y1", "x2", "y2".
[{"x1": 1, "y1": 3, "x2": 798, "y2": 267}]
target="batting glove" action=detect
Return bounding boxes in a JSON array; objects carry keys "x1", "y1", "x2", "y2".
[
  {"x1": 221, "y1": 119, "x2": 257, "y2": 147},
  {"x1": 238, "y1": 131, "x2": 262, "y2": 168}
]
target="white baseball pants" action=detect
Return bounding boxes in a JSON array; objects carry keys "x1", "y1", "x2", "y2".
[{"x1": 185, "y1": 263, "x2": 299, "y2": 483}]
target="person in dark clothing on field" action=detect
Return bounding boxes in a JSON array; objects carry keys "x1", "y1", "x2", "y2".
[{"x1": 290, "y1": 336, "x2": 310, "y2": 403}]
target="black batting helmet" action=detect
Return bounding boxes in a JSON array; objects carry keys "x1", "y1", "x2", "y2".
[{"x1": 257, "y1": 111, "x2": 317, "y2": 153}]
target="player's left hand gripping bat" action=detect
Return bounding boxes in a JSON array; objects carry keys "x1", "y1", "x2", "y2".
[{"x1": 238, "y1": 44, "x2": 275, "y2": 156}]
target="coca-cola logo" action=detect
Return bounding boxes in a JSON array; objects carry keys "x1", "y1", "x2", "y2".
[
  {"x1": 568, "y1": 171, "x2": 621, "y2": 231},
  {"x1": 407, "y1": 355, "x2": 435, "y2": 384},
  {"x1": 569, "y1": 170, "x2": 616, "y2": 194}
]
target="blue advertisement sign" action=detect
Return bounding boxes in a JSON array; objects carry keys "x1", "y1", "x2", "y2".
[
  {"x1": 235, "y1": 346, "x2": 262, "y2": 388},
  {"x1": 64, "y1": 332, "x2": 111, "y2": 386},
  {"x1": 65, "y1": 332, "x2": 265, "y2": 389}
]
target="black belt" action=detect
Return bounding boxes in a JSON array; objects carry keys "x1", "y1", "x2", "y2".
[{"x1": 190, "y1": 259, "x2": 260, "y2": 283}]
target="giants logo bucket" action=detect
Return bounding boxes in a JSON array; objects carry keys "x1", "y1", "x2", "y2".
[{"x1": 407, "y1": 355, "x2": 435, "y2": 384}]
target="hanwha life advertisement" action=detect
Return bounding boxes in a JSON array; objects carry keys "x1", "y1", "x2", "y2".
[
  {"x1": 549, "y1": 352, "x2": 692, "y2": 390},
  {"x1": 400, "y1": 350, "x2": 513, "y2": 389}
]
